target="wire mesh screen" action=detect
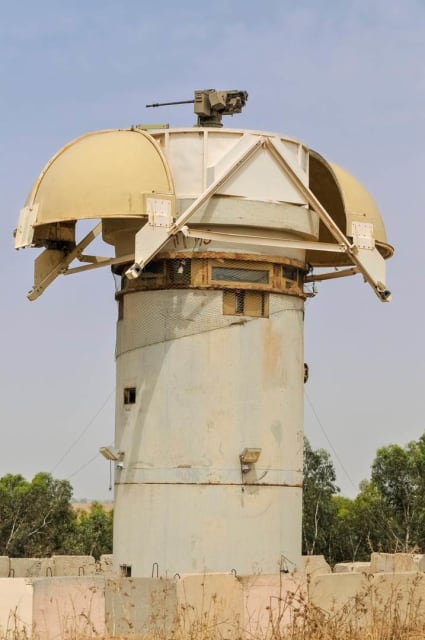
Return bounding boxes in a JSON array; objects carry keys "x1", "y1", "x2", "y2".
[
  {"x1": 116, "y1": 288, "x2": 303, "y2": 353},
  {"x1": 115, "y1": 257, "x2": 305, "y2": 354}
]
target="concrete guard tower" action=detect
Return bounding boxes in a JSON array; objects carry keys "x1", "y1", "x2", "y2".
[{"x1": 15, "y1": 90, "x2": 393, "y2": 579}]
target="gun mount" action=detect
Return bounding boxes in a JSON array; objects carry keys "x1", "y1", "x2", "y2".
[{"x1": 146, "y1": 88, "x2": 248, "y2": 127}]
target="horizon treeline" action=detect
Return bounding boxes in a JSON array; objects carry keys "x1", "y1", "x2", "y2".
[{"x1": 303, "y1": 433, "x2": 425, "y2": 564}]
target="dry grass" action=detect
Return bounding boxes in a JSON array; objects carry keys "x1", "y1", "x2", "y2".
[{"x1": 3, "y1": 574, "x2": 425, "y2": 640}]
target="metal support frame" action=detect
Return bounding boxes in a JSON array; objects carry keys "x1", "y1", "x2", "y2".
[
  {"x1": 265, "y1": 139, "x2": 391, "y2": 301},
  {"x1": 64, "y1": 254, "x2": 134, "y2": 276},
  {"x1": 304, "y1": 267, "x2": 358, "y2": 283},
  {"x1": 124, "y1": 134, "x2": 391, "y2": 301},
  {"x1": 28, "y1": 223, "x2": 102, "y2": 300},
  {"x1": 181, "y1": 226, "x2": 347, "y2": 254},
  {"x1": 125, "y1": 135, "x2": 264, "y2": 279},
  {"x1": 25, "y1": 133, "x2": 391, "y2": 302}
]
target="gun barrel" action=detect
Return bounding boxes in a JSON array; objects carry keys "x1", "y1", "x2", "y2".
[{"x1": 146, "y1": 100, "x2": 195, "y2": 108}]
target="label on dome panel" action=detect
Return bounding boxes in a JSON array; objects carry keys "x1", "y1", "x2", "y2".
[
  {"x1": 351, "y1": 221, "x2": 375, "y2": 250},
  {"x1": 15, "y1": 204, "x2": 38, "y2": 249},
  {"x1": 147, "y1": 197, "x2": 173, "y2": 228}
]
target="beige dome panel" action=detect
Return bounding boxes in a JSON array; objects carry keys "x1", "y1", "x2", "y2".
[
  {"x1": 307, "y1": 151, "x2": 393, "y2": 267},
  {"x1": 26, "y1": 128, "x2": 175, "y2": 225}
]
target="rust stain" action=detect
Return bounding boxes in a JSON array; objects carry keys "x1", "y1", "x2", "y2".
[{"x1": 262, "y1": 321, "x2": 281, "y2": 381}]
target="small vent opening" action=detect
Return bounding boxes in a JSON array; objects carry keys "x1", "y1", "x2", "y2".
[
  {"x1": 120, "y1": 564, "x2": 132, "y2": 577},
  {"x1": 124, "y1": 387, "x2": 136, "y2": 405}
]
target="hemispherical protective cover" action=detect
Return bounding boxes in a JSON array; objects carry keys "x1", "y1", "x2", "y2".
[
  {"x1": 26, "y1": 128, "x2": 175, "y2": 224},
  {"x1": 308, "y1": 151, "x2": 393, "y2": 266}
]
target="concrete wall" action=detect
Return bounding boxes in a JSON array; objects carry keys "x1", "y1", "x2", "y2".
[
  {"x1": 333, "y1": 561, "x2": 370, "y2": 573},
  {"x1": 2, "y1": 554, "x2": 425, "y2": 638},
  {"x1": 3, "y1": 554, "x2": 100, "y2": 578},
  {"x1": 177, "y1": 574, "x2": 244, "y2": 640},
  {"x1": 0, "y1": 557, "x2": 9, "y2": 577},
  {"x1": 0, "y1": 579, "x2": 33, "y2": 638},
  {"x1": 309, "y1": 571, "x2": 425, "y2": 630},
  {"x1": 298, "y1": 555, "x2": 331, "y2": 576},
  {"x1": 52, "y1": 554, "x2": 96, "y2": 576},
  {"x1": 100, "y1": 554, "x2": 114, "y2": 576},
  {"x1": 32, "y1": 577, "x2": 106, "y2": 640},
  {"x1": 240, "y1": 573, "x2": 305, "y2": 638},
  {"x1": 105, "y1": 577, "x2": 177, "y2": 638},
  {"x1": 10, "y1": 557, "x2": 53, "y2": 578},
  {"x1": 370, "y1": 552, "x2": 419, "y2": 573}
]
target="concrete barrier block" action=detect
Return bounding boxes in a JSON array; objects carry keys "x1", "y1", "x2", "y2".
[
  {"x1": 53, "y1": 554, "x2": 96, "y2": 576},
  {"x1": 32, "y1": 576, "x2": 106, "y2": 640},
  {"x1": 370, "y1": 552, "x2": 417, "y2": 573},
  {"x1": 0, "y1": 578, "x2": 33, "y2": 637},
  {"x1": 177, "y1": 574, "x2": 243, "y2": 639},
  {"x1": 240, "y1": 573, "x2": 305, "y2": 637},
  {"x1": 10, "y1": 557, "x2": 53, "y2": 577},
  {"x1": 105, "y1": 577, "x2": 177, "y2": 637},
  {"x1": 309, "y1": 572, "x2": 369, "y2": 627},
  {"x1": 99, "y1": 553, "x2": 114, "y2": 575},
  {"x1": 309, "y1": 570, "x2": 425, "y2": 631},
  {"x1": 298, "y1": 555, "x2": 331, "y2": 576},
  {"x1": 333, "y1": 562, "x2": 371, "y2": 573},
  {"x1": 0, "y1": 557, "x2": 10, "y2": 577}
]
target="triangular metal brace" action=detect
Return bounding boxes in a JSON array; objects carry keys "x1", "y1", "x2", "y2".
[{"x1": 126, "y1": 134, "x2": 391, "y2": 302}]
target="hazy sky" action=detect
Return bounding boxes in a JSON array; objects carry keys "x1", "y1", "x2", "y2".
[{"x1": 1, "y1": 0, "x2": 423, "y2": 500}]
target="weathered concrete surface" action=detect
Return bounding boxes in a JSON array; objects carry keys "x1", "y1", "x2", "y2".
[
  {"x1": 0, "y1": 578, "x2": 33, "y2": 637},
  {"x1": 309, "y1": 572, "x2": 368, "y2": 618},
  {"x1": 298, "y1": 555, "x2": 331, "y2": 576},
  {"x1": 29, "y1": 573, "x2": 307, "y2": 639},
  {"x1": 105, "y1": 577, "x2": 177, "y2": 638},
  {"x1": 53, "y1": 554, "x2": 96, "y2": 576},
  {"x1": 240, "y1": 573, "x2": 305, "y2": 638},
  {"x1": 10, "y1": 557, "x2": 53, "y2": 577},
  {"x1": 370, "y1": 552, "x2": 418, "y2": 573},
  {"x1": 310, "y1": 571, "x2": 425, "y2": 629},
  {"x1": 0, "y1": 556, "x2": 10, "y2": 577},
  {"x1": 100, "y1": 554, "x2": 114, "y2": 576},
  {"x1": 333, "y1": 561, "x2": 371, "y2": 573},
  {"x1": 32, "y1": 577, "x2": 106, "y2": 639},
  {"x1": 4, "y1": 558, "x2": 425, "y2": 638},
  {"x1": 177, "y1": 574, "x2": 244, "y2": 639},
  {"x1": 114, "y1": 291, "x2": 305, "y2": 577}
]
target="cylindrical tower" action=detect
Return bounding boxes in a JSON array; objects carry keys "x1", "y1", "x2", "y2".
[
  {"x1": 15, "y1": 109, "x2": 393, "y2": 578},
  {"x1": 110, "y1": 128, "x2": 312, "y2": 576}
]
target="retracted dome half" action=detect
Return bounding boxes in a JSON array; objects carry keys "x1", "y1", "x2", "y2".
[
  {"x1": 16, "y1": 128, "x2": 175, "y2": 249},
  {"x1": 307, "y1": 151, "x2": 393, "y2": 267}
]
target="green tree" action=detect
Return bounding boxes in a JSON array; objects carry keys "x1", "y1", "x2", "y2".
[
  {"x1": 326, "y1": 495, "x2": 360, "y2": 563},
  {"x1": 302, "y1": 438, "x2": 339, "y2": 557},
  {"x1": 371, "y1": 441, "x2": 425, "y2": 551},
  {"x1": 0, "y1": 472, "x2": 75, "y2": 557},
  {"x1": 66, "y1": 502, "x2": 113, "y2": 560},
  {"x1": 329, "y1": 481, "x2": 397, "y2": 563}
]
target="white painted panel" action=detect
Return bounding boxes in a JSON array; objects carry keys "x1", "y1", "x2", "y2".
[
  {"x1": 167, "y1": 131, "x2": 205, "y2": 196},
  {"x1": 218, "y1": 148, "x2": 307, "y2": 204},
  {"x1": 206, "y1": 133, "x2": 259, "y2": 186},
  {"x1": 205, "y1": 131, "x2": 244, "y2": 169}
]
